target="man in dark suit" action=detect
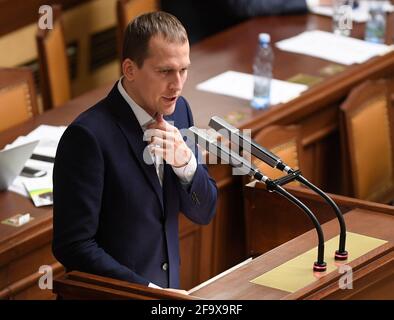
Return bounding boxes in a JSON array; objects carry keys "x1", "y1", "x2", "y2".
[
  {"x1": 52, "y1": 12, "x2": 217, "y2": 293},
  {"x1": 161, "y1": 0, "x2": 333, "y2": 44}
]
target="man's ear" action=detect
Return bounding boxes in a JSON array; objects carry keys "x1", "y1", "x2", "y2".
[{"x1": 122, "y1": 58, "x2": 137, "y2": 81}]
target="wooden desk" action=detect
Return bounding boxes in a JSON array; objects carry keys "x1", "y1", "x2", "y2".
[
  {"x1": 188, "y1": 183, "x2": 394, "y2": 299},
  {"x1": 0, "y1": 192, "x2": 63, "y2": 299},
  {"x1": 0, "y1": 87, "x2": 106, "y2": 299},
  {"x1": 191, "y1": 207, "x2": 394, "y2": 300},
  {"x1": 2, "y1": 13, "x2": 394, "y2": 298}
]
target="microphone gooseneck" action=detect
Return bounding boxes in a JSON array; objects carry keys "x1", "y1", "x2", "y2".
[
  {"x1": 208, "y1": 116, "x2": 348, "y2": 261},
  {"x1": 189, "y1": 126, "x2": 327, "y2": 272}
]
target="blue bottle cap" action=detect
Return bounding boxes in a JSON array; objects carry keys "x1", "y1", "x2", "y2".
[{"x1": 258, "y1": 33, "x2": 270, "y2": 44}]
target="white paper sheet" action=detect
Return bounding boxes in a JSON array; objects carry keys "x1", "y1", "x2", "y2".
[
  {"x1": 6, "y1": 125, "x2": 66, "y2": 198},
  {"x1": 276, "y1": 30, "x2": 392, "y2": 65},
  {"x1": 6, "y1": 125, "x2": 66, "y2": 158},
  {"x1": 196, "y1": 71, "x2": 308, "y2": 105},
  {"x1": 311, "y1": 0, "x2": 394, "y2": 23}
]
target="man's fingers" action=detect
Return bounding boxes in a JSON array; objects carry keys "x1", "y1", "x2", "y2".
[
  {"x1": 145, "y1": 129, "x2": 179, "y2": 144},
  {"x1": 150, "y1": 136, "x2": 173, "y2": 149},
  {"x1": 148, "y1": 114, "x2": 166, "y2": 130},
  {"x1": 150, "y1": 145, "x2": 166, "y2": 159},
  {"x1": 144, "y1": 122, "x2": 189, "y2": 167},
  {"x1": 148, "y1": 122, "x2": 166, "y2": 131},
  {"x1": 147, "y1": 117, "x2": 176, "y2": 132},
  {"x1": 155, "y1": 113, "x2": 164, "y2": 123},
  {"x1": 144, "y1": 128, "x2": 168, "y2": 141}
]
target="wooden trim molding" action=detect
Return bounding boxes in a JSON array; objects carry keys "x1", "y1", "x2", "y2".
[{"x1": 0, "y1": 262, "x2": 64, "y2": 299}]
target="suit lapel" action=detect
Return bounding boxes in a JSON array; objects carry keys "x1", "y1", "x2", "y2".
[{"x1": 107, "y1": 84, "x2": 164, "y2": 211}]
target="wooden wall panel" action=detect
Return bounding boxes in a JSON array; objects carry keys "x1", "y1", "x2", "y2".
[{"x1": 179, "y1": 216, "x2": 201, "y2": 290}]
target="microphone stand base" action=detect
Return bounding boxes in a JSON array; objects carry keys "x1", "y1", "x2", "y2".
[
  {"x1": 334, "y1": 250, "x2": 348, "y2": 261},
  {"x1": 313, "y1": 262, "x2": 327, "y2": 272}
]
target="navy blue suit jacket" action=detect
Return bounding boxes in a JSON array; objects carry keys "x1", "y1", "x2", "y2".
[{"x1": 52, "y1": 83, "x2": 217, "y2": 288}]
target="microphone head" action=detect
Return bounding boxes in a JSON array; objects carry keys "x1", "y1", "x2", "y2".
[
  {"x1": 188, "y1": 126, "x2": 220, "y2": 146},
  {"x1": 209, "y1": 116, "x2": 239, "y2": 133},
  {"x1": 188, "y1": 126, "x2": 259, "y2": 178}
]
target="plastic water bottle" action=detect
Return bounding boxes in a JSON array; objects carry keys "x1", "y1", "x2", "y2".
[
  {"x1": 364, "y1": 1, "x2": 386, "y2": 44},
  {"x1": 251, "y1": 33, "x2": 274, "y2": 110}
]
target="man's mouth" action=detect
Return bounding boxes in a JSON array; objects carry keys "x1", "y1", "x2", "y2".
[{"x1": 162, "y1": 96, "x2": 177, "y2": 103}]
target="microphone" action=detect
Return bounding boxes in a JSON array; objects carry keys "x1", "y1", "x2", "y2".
[
  {"x1": 188, "y1": 127, "x2": 267, "y2": 181},
  {"x1": 209, "y1": 116, "x2": 348, "y2": 261},
  {"x1": 188, "y1": 126, "x2": 327, "y2": 272},
  {"x1": 209, "y1": 116, "x2": 287, "y2": 171}
]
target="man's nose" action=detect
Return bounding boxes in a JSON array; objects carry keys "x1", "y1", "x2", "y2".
[{"x1": 169, "y1": 72, "x2": 183, "y2": 91}]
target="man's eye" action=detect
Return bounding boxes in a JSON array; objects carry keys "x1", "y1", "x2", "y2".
[{"x1": 160, "y1": 70, "x2": 170, "y2": 74}]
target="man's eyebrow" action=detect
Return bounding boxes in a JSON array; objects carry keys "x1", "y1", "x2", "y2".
[{"x1": 156, "y1": 63, "x2": 191, "y2": 70}]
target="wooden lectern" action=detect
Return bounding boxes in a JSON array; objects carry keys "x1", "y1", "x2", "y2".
[{"x1": 54, "y1": 184, "x2": 394, "y2": 300}]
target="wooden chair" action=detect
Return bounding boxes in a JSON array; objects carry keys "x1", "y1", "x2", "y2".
[
  {"x1": 340, "y1": 79, "x2": 394, "y2": 204},
  {"x1": 387, "y1": 78, "x2": 394, "y2": 127},
  {"x1": 116, "y1": 0, "x2": 158, "y2": 62},
  {"x1": 36, "y1": 5, "x2": 71, "y2": 110},
  {"x1": 0, "y1": 68, "x2": 39, "y2": 132},
  {"x1": 244, "y1": 125, "x2": 307, "y2": 187}
]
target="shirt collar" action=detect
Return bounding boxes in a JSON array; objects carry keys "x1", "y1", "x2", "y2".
[{"x1": 117, "y1": 77, "x2": 154, "y2": 129}]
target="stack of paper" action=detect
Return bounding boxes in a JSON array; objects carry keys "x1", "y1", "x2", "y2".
[
  {"x1": 6, "y1": 125, "x2": 66, "y2": 205},
  {"x1": 276, "y1": 30, "x2": 392, "y2": 65},
  {"x1": 23, "y1": 177, "x2": 54, "y2": 207},
  {"x1": 311, "y1": 0, "x2": 394, "y2": 23},
  {"x1": 196, "y1": 71, "x2": 308, "y2": 105}
]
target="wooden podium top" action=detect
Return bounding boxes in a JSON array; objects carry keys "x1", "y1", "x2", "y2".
[{"x1": 191, "y1": 208, "x2": 394, "y2": 299}]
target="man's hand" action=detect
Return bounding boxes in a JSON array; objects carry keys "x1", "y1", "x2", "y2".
[{"x1": 146, "y1": 114, "x2": 192, "y2": 168}]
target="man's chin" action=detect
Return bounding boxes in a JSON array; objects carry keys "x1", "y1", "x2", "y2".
[{"x1": 160, "y1": 102, "x2": 177, "y2": 115}]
